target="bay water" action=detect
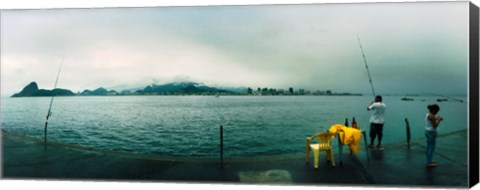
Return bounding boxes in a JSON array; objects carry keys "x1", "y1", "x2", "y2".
[{"x1": 0, "y1": 95, "x2": 467, "y2": 158}]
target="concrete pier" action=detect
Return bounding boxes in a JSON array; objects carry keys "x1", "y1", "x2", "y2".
[{"x1": 1, "y1": 129, "x2": 471, "y2": 188}]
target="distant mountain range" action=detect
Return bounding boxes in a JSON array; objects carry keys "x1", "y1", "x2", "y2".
[
  {"x1": 11, "y1": 82, "x2": 75, "y2": 97},
  {"x1": 11, "y1": 81, "x2": 363, "y2": 97},
  {"x1": 137, "y1": 82, "x2": 236, "y2": 95},
  {"x1": 11, "y1": 81, "x2": 240, "y2": 97}
]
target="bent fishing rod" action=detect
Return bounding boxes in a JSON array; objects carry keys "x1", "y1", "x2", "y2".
[
  {"x1": 357, "y1": 34, "x2": 376, "y2": 97},
  {"x1": 44, "y1": 59, "x2": 64, "y2": 149}
]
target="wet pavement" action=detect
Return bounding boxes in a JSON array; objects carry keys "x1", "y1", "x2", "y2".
[{"x1": 1, "y1": 129, "x2": 471, "y2": 188}]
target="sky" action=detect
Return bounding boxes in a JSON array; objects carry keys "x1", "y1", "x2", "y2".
[{"x1": 0, "y1": 1, "x2": 471, "y2": 97}]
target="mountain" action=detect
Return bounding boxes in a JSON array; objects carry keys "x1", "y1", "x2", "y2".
[
  {"x1": 12, "y1": 82, "x2": 39, "y2": 97},
  {"x1": 136, "y1": 82, "x2": 236, "y2": 95},
  {"x1": 73, "y1": 82, "x2": 237, "y2": 96},
  {"x1": 80, "y1": 87, "x2": 115, "y2": 96},
  {"x1": 12, "y1": 82, "x2": 75, "y2": 97}
]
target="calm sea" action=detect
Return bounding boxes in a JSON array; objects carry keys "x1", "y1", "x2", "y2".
[{"x1": 0, "y1": 95, "x2": 468, "y2": 158}]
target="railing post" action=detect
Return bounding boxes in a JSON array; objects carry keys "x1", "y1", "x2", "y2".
[
  {"x1": 220, "y1": 125, "x2": 224, "y2": 168},
  {"x1": 337, "y1": 132, "x2": 343, "y2": 166},
  {"x1": 362, "y1": 130, "x2": 370, "y2": 162},
  {"x1": 405, "y1": 118, "x2": 411, "y2": 150}
]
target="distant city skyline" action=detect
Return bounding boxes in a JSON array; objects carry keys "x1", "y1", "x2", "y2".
[{"x1": 1, "y1": 2, "x2": 470, "y2": 97}]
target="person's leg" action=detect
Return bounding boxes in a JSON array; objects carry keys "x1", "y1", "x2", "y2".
[
  {"x1": 431, "y1": 131, "x2": 437, "y2": 162},
  {"x1": 377, "y1": 124, "x2": 384, "y2": 148},
  {"x1": 369, "y1": 123, "x2": 376, "y2": 148},
  {"x1": 425, "y1": 131, "x2": 435, "y2": 166}
]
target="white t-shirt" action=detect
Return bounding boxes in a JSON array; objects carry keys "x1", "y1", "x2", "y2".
[
  {"x1": 425, "y1": 113, "x2": 435, "y2": 131},
  {"x1": 368, "y1": 102, "x2": 386, "y2": 124}
]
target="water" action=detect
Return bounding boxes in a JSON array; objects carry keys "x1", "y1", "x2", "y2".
[{"x1": 0, "y1": 95, "x2": 468, "y2": 158}]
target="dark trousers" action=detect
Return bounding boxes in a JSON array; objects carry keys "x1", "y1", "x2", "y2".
[{"x1": 370, "y1": 123, "x2": 384, "y2": 145}]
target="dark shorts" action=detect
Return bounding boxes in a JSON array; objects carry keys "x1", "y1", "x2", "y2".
[{"x1": 370, "y1": 123, "x2": 384, "y2": 138}]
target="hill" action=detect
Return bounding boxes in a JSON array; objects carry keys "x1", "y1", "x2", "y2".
[
  {"x1": 11, "y1": 82, "x2": 75, "y2": 97},
  {"x1": 135, "y1": 82, "x2": 236, "y2": 95}
]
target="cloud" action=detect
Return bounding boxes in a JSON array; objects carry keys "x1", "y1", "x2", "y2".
[{"x1": 1, "y1": 2, "x2": 470, "y2": 96}]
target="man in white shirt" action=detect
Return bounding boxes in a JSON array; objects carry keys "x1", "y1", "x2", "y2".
[{"x1": 367, "y1": 95, "x2": 386, "y2": 150}]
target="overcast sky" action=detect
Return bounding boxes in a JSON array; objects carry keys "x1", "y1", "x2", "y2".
[{"x1": 0, "y1": 1, "x2": 470, "y2": 96}]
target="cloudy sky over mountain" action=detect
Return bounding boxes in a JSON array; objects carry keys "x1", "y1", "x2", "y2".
[{"x1": 1, "y1": 1, "x2": 470, "y2": 96}]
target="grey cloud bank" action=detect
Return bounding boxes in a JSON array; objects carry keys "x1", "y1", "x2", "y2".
[{"x1": 0, "y1": 2, "x2": 469, "y2": 97}]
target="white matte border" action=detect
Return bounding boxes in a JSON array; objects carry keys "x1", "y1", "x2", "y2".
[
  {"x1": 0, "y1": 0, "x2": 476, "y2": 9},
  {"x1": 0, "y1": 1, "x2": 479, "y2": 190}
]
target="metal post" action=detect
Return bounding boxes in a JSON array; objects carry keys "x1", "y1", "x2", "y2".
[
  {"x1": 405, "y1": 118, "x2": 411, "y2": 150},
  {"x1": 362, "y1": 131, "x2": 370, "y2": 162},
  {"x1": 337, "y1": 132, "x2": 343, "y2": 166},
  {"x1": 220, "y1": 125, "x2": 224, "y2": 168}
]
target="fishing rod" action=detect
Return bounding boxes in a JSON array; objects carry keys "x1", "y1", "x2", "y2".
[
  {"x1": 357, "y1": 34, "x2": 376, "y2": 97},
  {"x1": 44, "y1": 58, "x2": 64, "y2": 149}
]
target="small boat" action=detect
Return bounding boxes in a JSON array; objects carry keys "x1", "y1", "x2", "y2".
[{"x1": 401, "y1": 97, "x2": 414, "y2": 101}]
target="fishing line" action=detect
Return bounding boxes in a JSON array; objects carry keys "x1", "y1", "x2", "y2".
[{"x1": 356, "y1": 34, "x2": 376, "y2": 97}]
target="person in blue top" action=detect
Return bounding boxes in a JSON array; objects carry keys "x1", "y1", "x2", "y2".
[
  {"x1": 425, "y1": 104, "x2": 443, "y2": 168},
  {"x1": 367, "y1": 95, "x2": 386, "y2": 150}
]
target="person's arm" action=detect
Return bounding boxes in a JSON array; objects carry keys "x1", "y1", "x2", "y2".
[
  {"x1": 367, "y1": 102, "x2": 375, "y2": 111},
  {"x1": 428, "y1": 114, "x2": 443, "y2": 128}
]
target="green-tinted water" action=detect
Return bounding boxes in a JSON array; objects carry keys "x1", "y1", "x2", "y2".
[{"x1": 0, "y1": 95, "x2": 467, "y2": 157}]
